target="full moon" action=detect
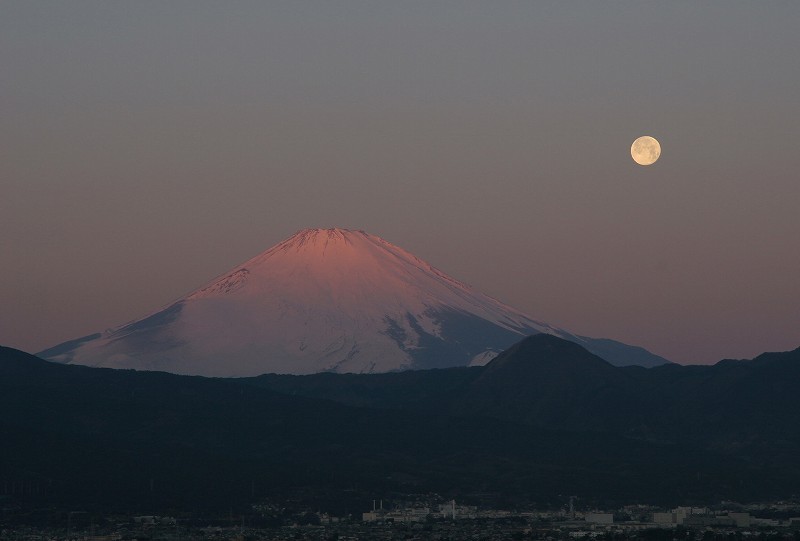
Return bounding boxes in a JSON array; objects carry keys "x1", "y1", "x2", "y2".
[{"x1": 631, "y1": 136, "x2": 661, "y2": 166}]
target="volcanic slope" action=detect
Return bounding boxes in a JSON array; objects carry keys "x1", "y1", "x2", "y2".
[{"x1": 40, "y1": 228, "x2": 667, "y2": 376}]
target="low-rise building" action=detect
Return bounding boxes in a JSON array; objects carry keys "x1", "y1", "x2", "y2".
[{"x1": 585, "y1": 513, "x2": 613, "y2": 524}]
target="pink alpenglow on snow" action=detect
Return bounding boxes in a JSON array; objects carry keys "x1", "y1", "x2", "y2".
[{"x1": 40, "y1": 228, "x2": 668, "y2": 376}]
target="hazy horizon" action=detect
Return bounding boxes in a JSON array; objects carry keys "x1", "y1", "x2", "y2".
[{"x1": 2, "y1": 2, "x2": 799, "y2": 364}]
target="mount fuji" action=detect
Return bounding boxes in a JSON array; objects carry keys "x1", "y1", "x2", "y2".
[{"x1": 40, "y1": 228, "x2": 668, "y2": 376}]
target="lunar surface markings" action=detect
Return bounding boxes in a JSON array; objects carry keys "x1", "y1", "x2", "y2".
[{"x1": 631, "y1": 136, "x2": 661, "y2": 166}]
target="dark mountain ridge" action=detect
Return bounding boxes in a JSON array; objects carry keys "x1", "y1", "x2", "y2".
[
  {"x1": 249, "y1": 334, "x2": 800, "y2": 457},
  {"x1": 2, "y1": 337, "x2": 799, "y2": 514},
  {"x1": 461, "y1": 335, "x2": 634, "y2": 429}
]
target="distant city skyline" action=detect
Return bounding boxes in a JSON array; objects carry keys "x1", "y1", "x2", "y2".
[{"x1": 2, "y1": 2, "x2": 799, "y2": 364}]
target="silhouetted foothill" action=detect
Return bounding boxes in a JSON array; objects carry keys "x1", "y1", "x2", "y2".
[{"x1": 2, "y1": 338, "x2": 799, "y2": 512}]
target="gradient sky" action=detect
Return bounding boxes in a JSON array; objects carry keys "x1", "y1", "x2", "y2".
[{"x1": 2, "y1": 1, "x2": 799, "y2": 364}]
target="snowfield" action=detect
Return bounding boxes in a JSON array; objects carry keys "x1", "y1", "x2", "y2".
[{"x1": 40, "y1": 228, "x2": 668, "y2": 376}]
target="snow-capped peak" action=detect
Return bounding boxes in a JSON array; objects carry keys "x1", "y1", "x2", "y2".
[{"x1": 40, "y1": 228, "x2": 669, "y2": 376}]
